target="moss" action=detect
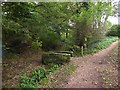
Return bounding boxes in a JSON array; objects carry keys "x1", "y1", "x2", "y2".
[
  {"x1": 57, "y1": 51, "x2": 73, "y2": 57},
  {"x1": 42, "y1": 52, "x2": 70, "y2": 65}
]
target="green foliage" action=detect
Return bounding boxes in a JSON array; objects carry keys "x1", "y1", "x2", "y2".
[
  {"x1": 72, "y1": 45, "x2": 80, "y2": 51},
  {"x1": 2, "y1": 2, "x2": 34, "y2": 54},
  {"x1": 2, "y1": 2, "x2": 116, "y2": 57},
  {"x1": 86, "y1": 37, "x2": 119, "y2": 54},
  {"x1": 71, "y1": 2, "x2": 113, "y2": 47},
  {"x1": 2, "y1": 2, "x2": 33, "y2": 21},
  {"x1": 2, "y1": 18, "x2": 32, "y2": 54},
  {"x1": 39, "y1": 30, "x2": 61, "y2": 51},
  {"x1": 43, "y1": 63, "x2": 77, "y2": 87},
  {"x1": 20, "y1": 73, "x2": 36, "y2": 88},
  {"x1": 73, "y1": 37, "x2": 118, "y2": 56},
  {"x1": 47, "y1": 64, "x2": 59, "y2": 74},
  {"x1": 42, "y1": 52, "x2": 70, "y2": 65},
  {"x1": 20, "y1": 65, "x2": 59, "y2": 88},
  {"x1": 32, "y1": 40, "x2": 42, "y2": 50},
  {"x1": 3, "y1": 2, "x2": 118, "y2": 88},
  {"x1": 106, "y1": 25, "x2": 120, "y2": 37},
  {"x1": 30, "y1": 67, "x2": 47, "y2": 83}
]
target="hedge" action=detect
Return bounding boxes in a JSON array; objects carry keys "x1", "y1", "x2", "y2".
[{"x1": 106, "y1": 25, "x2": 120, "y2": 37}]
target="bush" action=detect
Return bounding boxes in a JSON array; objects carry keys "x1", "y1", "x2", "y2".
[
  {"x1": 106, "y1": 25, "x2": 120, "y2": 37},
  {"x1": 2, "y1": 18, "x2": 35, "y2": 54},
  {"x1": 106, "y1": 31, "x2": 118, "y2": 37},
  {"x1": 39, "y1": 30, "x2": 62, "y2": 51},
  {"x1": 42, "y1": 52, "x2": 70, "y2": 65}
]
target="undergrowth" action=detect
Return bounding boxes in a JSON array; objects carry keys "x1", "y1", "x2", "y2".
[
  {"x1": 20, "y1": 62, "x2": 77, "y2": 88},
  {"x1": 20, "y1": 64, "x2": 59, "y2": 88},
  {"x1": 86, "y1": 37, "x2": 119, "y2": 54},
  {"x1": 74, "y1": 37, "x2": 119, "y2": 56},
  {"x1": 37, "y1": 62, "x2": 77, "y2": 88}
]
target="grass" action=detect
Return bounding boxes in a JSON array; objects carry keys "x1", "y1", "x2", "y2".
[{"x1": 74, "y1": 36, "x2": 119, "y2": 56}]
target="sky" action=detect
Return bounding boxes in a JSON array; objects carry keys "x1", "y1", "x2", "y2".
[{"x1": 108, "y1": 16, "x2": 119, "y2": 25}]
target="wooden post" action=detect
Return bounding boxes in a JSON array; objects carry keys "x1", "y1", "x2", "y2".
[
  {"x1": 84, "y1": 37, "x2": 87, "y2": 50},
  {"x1": 81, "y1": 46, "x2": 83, "y2": 56}
]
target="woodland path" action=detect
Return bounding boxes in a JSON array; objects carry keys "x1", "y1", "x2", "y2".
[
  {"x1": 64, "y1": 40, "x2": 119, "y2": 88},
  {"x1": 2, "y1": 40, "x2": 119, "y2": 88}
]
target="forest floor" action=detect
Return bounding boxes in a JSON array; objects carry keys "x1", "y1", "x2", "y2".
[
  {"x1": 2, "y1": 52, "x2": 42, "y2": 88},
  {"x1": 64, "y1": 40, "x2": 119, "y2": 88},
  {"x1": 2, "y1": 40, "x2": 119, "y2": 88}
]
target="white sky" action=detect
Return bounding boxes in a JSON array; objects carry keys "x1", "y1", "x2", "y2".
[{"x1": 108, "y1": 16, "x2": 119, "y2": 25}]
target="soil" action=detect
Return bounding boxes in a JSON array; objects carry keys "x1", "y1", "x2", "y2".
[
  {"x1": 64, "y1": 40, "x2": 119, "y2": 88},
  {"x1": 2, "y1": 52, "x2": 42, "y2": 88}
]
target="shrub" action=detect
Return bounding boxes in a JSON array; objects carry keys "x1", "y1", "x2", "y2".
[
  {"x1": 42, "y1": 52, "x2": 70, "y2": 65},
  {"x1": 39, "y1": 30, "x2": 62, "y2": 51},
  {"x1": 106, "y1": 25, "x2": 120, "y2": 37}
]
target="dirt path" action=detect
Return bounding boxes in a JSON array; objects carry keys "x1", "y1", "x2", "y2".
[{"x1": 64, "y1": 40, "x2": 119, "y2": 88}]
